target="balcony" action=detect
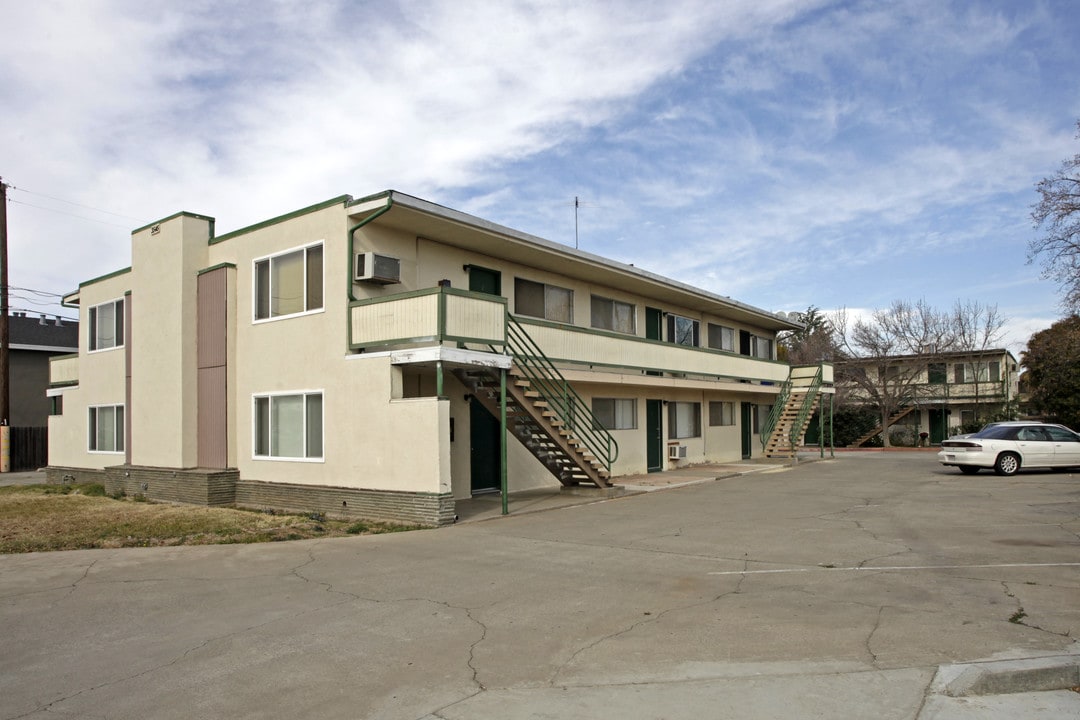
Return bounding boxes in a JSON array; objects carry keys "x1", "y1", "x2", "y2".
[
  {"x1": 350, "y1": 287, "x2": 507, "y2": 352},
  {"x1": 49, "y1": 353, "x2": 79, "y2": 387},
  {"x1": 348, "y1": 287, "x2": 789, "y2": 384}
]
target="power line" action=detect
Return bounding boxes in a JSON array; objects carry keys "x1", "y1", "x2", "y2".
[
  {"x1": 8, "y1": 294, "x2": 63, "y2": 307},
  {"x1": 6, "y1": 285, "x2": 64, "y2": 298},
  {"x1": 7, "y1": 198, "x2": 133, "y2": 228},
  {"x1": 9, "y1": 186, "x2": 142, "y2": 221}
]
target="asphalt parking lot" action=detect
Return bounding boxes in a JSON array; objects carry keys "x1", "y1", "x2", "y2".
[{"x1": 1, "y1": 453, "x2": 1078, "y2": 719}]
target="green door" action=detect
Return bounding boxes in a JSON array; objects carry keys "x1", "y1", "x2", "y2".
[
  {"x1": 470, "y1": 400, "x2": 501, "y2": 494},
  {"x1": 646, "y1": 399, "x2": 663, "y2": 472},
  {"x1": 929, "y1": 409, "x2": 948, "y2": 444},
  {"x1": 468, "y1": 266, "x2": 501, "y2": 296},
  {"x1": 646, "y1": 307, "x2": 662, "y2": 341},
  {"x1": 645, "y1": 307, "x2": 663, "y2": 376},
  {"x1": 740, "y1": 402, "x2": 753, "y2": 459}
]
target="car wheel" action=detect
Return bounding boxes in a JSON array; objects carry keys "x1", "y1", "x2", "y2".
[
  {"x1": 959, "y1": 465, "x2": 980, "y2": 475},
  {"x1": 994, "y1": 453, "x2": 1020, "y2": 476}
]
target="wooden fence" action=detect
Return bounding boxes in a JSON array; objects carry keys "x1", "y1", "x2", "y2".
[{"x1": 9, "y1": 427, "x2": 48, "y2": 472}]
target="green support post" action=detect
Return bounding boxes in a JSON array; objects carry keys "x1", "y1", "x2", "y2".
[
  {"x1": 500, "y1": 368, "x2": 508, "y2": 515},
  {"x1": 819, "y1": 399, "x2": 825, "y2": 459},
  {"x1": 829, "y1": 393, "x2": 835, "y2": 458},
  {"x1": 436, "y1": 360, "x2": 444, "y2": 398}
]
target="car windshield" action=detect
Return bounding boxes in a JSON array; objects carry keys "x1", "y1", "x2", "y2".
[{"x1": 971, "y1": 425, "x2": 1019, "y2": 440}]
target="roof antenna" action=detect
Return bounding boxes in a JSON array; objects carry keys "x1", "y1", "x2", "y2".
[{"x1": 574, "y1": 196, "x2": 579, "y2": 249}]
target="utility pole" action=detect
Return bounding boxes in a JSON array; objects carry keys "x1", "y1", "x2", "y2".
[
  {"x1": 0, "y1": 177, "x2": 8, "y2": 426},
  {"x1": 1, "y1": 177, "x2": 9, "y2": 472}
]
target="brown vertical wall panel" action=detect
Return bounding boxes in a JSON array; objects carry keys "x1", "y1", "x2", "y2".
[
  {"x1": 197, "y1": 269, "x2": 228, "y2": 469},
  {"x1": 197, "y1": 270, "x2": 227, "y2": 367}
]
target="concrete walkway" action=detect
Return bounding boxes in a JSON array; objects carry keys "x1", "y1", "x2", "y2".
[
  {"x1": 0, "y1": 469, "x2": 46, "y2": 486},
  {"x1": 2, "y1": 453, "x2": 1078, "y2": 719},
  {"x1": 455, "y1": 457, "x2": 800, "y2": 523}
]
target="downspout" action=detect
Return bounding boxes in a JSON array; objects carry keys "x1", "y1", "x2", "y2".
[{"x1": 347, "y1": 195, "x2": 394, "y2": 303}]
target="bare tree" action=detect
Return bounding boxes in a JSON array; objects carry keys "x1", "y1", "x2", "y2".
[
  {"x1": 1030, "y1": 119, "x2": 1080, "y2": 313},
  {"x1": 950, "y1": 300, "x2": 1008, "y2": 425},
  {"x1": 834, "y1": 300, "x2": 957, "y2": 447}
]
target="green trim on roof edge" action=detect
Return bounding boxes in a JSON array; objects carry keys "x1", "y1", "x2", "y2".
[
  {"x1": 131, "y1": 211, "x2": 216, "y2": 236},
  {"x1": 211, "y1": 195, "x2": 353, "y2": 245},
  {"x1": 79, "y1": 267, "x2": 132, "y2": 288}
]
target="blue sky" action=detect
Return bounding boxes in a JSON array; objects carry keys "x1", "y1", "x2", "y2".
[{"x1": 2, "y1": 0, "x2": 1078, "y2": 355}]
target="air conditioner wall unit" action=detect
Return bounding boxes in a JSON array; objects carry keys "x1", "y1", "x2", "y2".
[
  {"x1": 354, "y1": 252, "x2": 401, "y2": 284},
  {"x1": 668, "y1": 444, "x2": 687, "y2": 460}
]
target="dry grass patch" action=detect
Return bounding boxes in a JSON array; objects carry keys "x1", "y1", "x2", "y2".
[{"x1": 0, "y1": 484, "x2": 418, "y2": 553}]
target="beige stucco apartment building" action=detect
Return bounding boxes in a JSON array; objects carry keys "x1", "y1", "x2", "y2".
[
  {"x1": 47, "y1": 191, "x2": 831, "y2": 524},
  {"x1": 835, "y1": 348, "x2": 1020, "y2": 446}
]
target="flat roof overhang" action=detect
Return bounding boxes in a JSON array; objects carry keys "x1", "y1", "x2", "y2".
[{"x1": 348, "y1": 192, "x2": 802, "y2": 333}]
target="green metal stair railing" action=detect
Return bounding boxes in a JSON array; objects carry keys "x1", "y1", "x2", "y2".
[
  {"x1": 759, "y1": 378, "x2": 793, "y2": 452},
  {"x1": 505, "y1": 314, "x2": 618, "y2": 474},
  {"x1": 789, "y1": 365, "x2": 823, "y2": 448}
]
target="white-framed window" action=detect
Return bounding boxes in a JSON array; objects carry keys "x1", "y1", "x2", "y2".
[
  {"x1": 708, "y1": 401, "x2": 735, "y2": 427},
  {"x1": 750, "y1": 335, "x2": 773, "y2": 360},
  {"x1": 253, "y1": 391, "x2": 324, "y2": 460},
  {"x1": 89, "y1": 298, "x2": 124, "y2": 351},
  {"x1": 954, "y1": 362, "x2": 999, "y2": 383},
  {"x1": 667, "y1": 314, "x2": 699, "y2": 347},
  {"x1": 668, "y1": 402, "x2": 701, "y2": 439},
  {"x1": 592, "y1": 398, "x2": 637, "y2": 430},
  {"x1": 707, "y1": 323, "x2": 735, "y2": 352},
  {"x1": 254, "y1": 243, "x2": 324, "y2": 321},
  {"x1": 88, "y1": 404, "x2": 125, "y2": 453},
  {"x1": 590, "y1": 296, "x2": 635, "y2": 334},
  {"x1": 515, "y1": 278, "x2": 573, "y2": 323}
]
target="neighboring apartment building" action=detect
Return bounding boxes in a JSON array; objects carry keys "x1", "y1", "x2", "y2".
[
  {"x1": 836, "y1": 348, "x2": 1019, "y2": 445},
  {"x1": 47, "y1": 191, "x2": 831, "y2": 524},
  {"x1": 2, "y1": 312, "x2": 77, "y2": 472},
  {"x1": 7, "y1": 311, "x2": 78, "y2": 426}
]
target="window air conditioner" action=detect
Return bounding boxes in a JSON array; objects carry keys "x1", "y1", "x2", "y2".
[
  {"x1": 668, "y1": 444, "x2": 687, "y2": 460},
  {"x1": 354, "y1": 252, "x2": 401, "y2": 284}
]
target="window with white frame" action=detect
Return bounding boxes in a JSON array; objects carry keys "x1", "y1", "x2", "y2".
[
  {"x1": 750, "y1": 335, "x2": 773, "y2": 360},
  {"x1": 954, "y1": 362, "x2": 999, "y2": 383},
  {"x1": 89, "y1": 298, "x2": 124, "y2": 351},
  {"x1": 515, "y1": 278, "x2": 573, "y2": 323},
  {"x1": 667, "y1": 314, "x2": 699, "y2": 347},
  {"x1": 668, "y1": 401, "x2": 701, "y2": 439},
  {"x1": 590, "y1": 296, "x2": 635, "y2": 334},
  {"x1": 707, "y1": 323, "x2": 735, "y2": 352},
  {"x1": 254, "y1": 243, "x2": 324, "y2": 321},
  {"x1": 592, "y1": 398, "x2": 637, "y2": 430},
  {"x1": 254, "y1": 392, "x2": 323, "y2": 459},
  {"x1": 88, "y1": 405, "x2": 125, "y2": 453},
  {"x1": 708, "y1": 401, "x2": 735, "y2": 426}
]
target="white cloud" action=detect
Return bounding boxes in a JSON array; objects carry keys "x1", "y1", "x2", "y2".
[{"x1": 0, "y1": 0, "x2": 1076, "y2": 341}]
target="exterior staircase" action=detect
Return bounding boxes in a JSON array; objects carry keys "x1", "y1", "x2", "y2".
[
  {"x1": 454, "y1": 367, "x2": 612, "y2": 488},
  {"x1": 452, "y1": 313, "x2": 618, "y2": 489},
  {"x1": 761, "y1": 365, "x2": 824, "y2": 459},
  {"x1": 847, "y1": 406, "x2": 915, "y2": 448}
]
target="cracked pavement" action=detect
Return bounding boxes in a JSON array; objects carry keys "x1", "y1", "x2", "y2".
[{"x1": 1, "y1": 453, "x2": 1078, "y2": 719}]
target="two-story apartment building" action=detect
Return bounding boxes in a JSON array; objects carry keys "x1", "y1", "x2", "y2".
[
  {"x1": 836, "y1": 348, "x2": 1019, "y2": 446},
  {"x1": 47, "y1": 191, "x2": 831, "y2": 525}
]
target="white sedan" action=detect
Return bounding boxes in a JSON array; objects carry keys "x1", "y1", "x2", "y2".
[{"x1": 938, "y1": 421, "x2": 1080, "y2": 476}]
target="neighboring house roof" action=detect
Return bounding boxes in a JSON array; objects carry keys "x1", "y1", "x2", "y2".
[
  {"x1": 835, "y1": 348, "x2": 1018, "y2": 366},
  {"x1": 8, "y1": 312, "x2": 79, "y2": 352}
]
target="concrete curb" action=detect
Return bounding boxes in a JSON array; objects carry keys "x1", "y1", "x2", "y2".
[{"x1": 935, "y1": 650, "x2": 1080, "y2": 697}]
